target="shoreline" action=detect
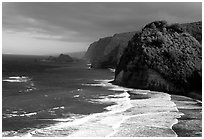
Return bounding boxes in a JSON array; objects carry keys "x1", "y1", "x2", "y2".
[
  {"x1": 108, "y1": 90, "x2": 181, "y2": 137},
  {"x1": 171, "y1": 95, "x2": 202, "y2": 137},
  {"x1": 3, "y1": 72, "x2": 202, "y2": 137},
  {"x1": 111, "y1": 80, "x2": 202, "y2": 101},
  {"x1": 114, "y1": 89, "x2": 202, "y2": 137},
  {"x1": 112, "y1": 81, "x2": 202, "y2": 136}
]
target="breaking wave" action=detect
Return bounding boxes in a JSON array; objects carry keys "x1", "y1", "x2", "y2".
[
  {"x1": 3, "y1": 76, "x2": 31, "y2": 83},
  {"x1": 3, "y1": 79, "x2": 183, "y2": 137}
]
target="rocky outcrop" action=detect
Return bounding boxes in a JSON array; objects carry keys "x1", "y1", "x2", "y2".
[
  {"x1": 180, "y1": 21, "x2": 202, "y2": 44},
  {"x1": 44, "y1": 54, "x2": 73, "y2": 63},
  {"x1": 84, "y1": 32, "x2": 136, "y2": 68},
  {"x1": 85, "y1": 21, "x2": 201, "y2": 69},
  {"x1": 114, "y1": 21, "x2": 202, "y2": 95}
]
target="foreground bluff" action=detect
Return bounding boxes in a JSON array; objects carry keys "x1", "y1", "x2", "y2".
[
  {"x1": 85, "y1": 21, "x2": 201, "y2": 69},
  {"x1": 114, "y1": 21, "x2": 202, "y2": 96},
  {"x1": 84, "y1": 32, "x2": 136, "y2": 68},
  {"x1": 181, "y1": 21, "x2": 202, "y2": 44}
]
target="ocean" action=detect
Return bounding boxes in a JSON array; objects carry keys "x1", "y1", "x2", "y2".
[{"x1": 2, "y1": 59, "x2": 202, "y2": 137}]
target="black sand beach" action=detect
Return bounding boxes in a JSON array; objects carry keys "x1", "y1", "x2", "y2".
[{"x1": 171, "y1": 95, "x2": 202, "y2": 137}]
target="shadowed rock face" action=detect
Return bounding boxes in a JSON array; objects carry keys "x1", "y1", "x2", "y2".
[
  {"x1": 180, "y1": 21, "x2": 202, "y2": 44},
  {"x1": 84, "y1": 32, "x2": 137, "y2": 68},
  {"x1": 114, "y1": 20, "x2": 202, "y2": 95},
  {"x1": 84, "y1": 21, "x2": 201, "y2": 69}
]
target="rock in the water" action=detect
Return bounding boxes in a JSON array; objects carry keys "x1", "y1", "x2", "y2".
[
  {"x1": 44, "y1": 54, "x2": 73, "y2": 63},
  {"x1": 57, "y1": 54, "x2": 73, "y2": 62},
  {"x1": 114, "y1": 20, "x2": 202, "y2": 96}
]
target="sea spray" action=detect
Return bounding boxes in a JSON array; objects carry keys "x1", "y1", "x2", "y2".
[
  {"x1": 109, "y1": 91, "x2": 182, "y2": 137},
  {"x1": 3, "y1": 76, "x2": 31, "y2": 83},
  {"x1": 16, "y1": 79, "x2": 133, "y2": 137},
  {"x1": 3, "y1": 78, "x2": 183, "y2": 137}
]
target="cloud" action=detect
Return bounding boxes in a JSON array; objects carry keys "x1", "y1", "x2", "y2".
[{"x1": 2, "y1": 2, "x2": 202, "y2": 54}]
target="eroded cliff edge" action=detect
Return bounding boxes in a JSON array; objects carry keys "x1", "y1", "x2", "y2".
[
  {"x1": 84, "y1": 21, "x2": 201, "y2": 69},
  {"x1": 84, "y1": 32, "x2": 137, "y2": 68},
  {"x1": 114, "y1": 21, "x2": 202, "y2": 98}
]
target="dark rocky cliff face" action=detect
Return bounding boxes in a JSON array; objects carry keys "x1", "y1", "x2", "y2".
[
  {"x1": 84, "y1": 21, "x2": 201, "y2": 69},
  {"x1": 84, "y1": 32, "x2": 136, "y2": 68},
  {"x1": 114, "y1": 21, "x2": 202, "y2": 95},
  {"x1": 180, "y1": 21, "x2": 202, "y2": 44}
]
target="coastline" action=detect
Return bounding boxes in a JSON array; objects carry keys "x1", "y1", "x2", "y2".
[
  {"x1": 109, "y1": 88, "x2": 202, "y2": 137},
  {"x1": 111, "y1": 80, "x2": 202, "y2": 136},
  {"x1": 109, "y1": 90, "x2": 181, "y2": 137},
  {"x1": 67, "y1": 75, "x2": 202, "y2": 137},
  {"x1": 111, "y1": 79, "x2": 202, "y2": 101},
  {"x1": 171, "y1": 95, "x2": 202, "y2": 137},
  {"x1": 3, "y1": 72, "x2": 202, "y2": 137}
]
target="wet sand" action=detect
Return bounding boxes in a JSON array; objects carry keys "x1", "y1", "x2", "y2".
[
  {"x1": 171, "y1": 95, "x2": 202, "y2": 137},
  {"x1": 110, "y1": 90, "x2": 181, "y2": 137},
  {"x1": 109, "y1": 91, "x2": 202, "y2": 137}
]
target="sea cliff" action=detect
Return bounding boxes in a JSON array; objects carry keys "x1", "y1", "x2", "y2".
[
  {"x1": 84, "y1": 32, "x2": 136, "y2": 68},
  {"x1": 85, "y1": 21, "x2": 201, "y2": 69},
  {"x1": 113, "y1": 21, "x2": 202, "y2": 98}
]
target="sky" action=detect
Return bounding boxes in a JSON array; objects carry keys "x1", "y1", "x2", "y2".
[{"x1": 2, "y1": 2, "x2": 202, "y2": 55}]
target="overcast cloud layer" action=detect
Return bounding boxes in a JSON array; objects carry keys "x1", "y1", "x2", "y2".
[{"x1": 2, "y1": 2, "x2": 202, "y2": 55}]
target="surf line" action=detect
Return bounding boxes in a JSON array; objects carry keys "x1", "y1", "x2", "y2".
[{"x1": 106, "y1": 110, "x2": 182, "y2": 137}]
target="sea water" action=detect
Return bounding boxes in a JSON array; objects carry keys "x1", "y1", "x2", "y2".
[{"x1": 2, "y1": 62, "x2": 191, "y2": 137}]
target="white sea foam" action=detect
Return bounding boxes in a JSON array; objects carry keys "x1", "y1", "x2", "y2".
[
  {"x1": 108, "y1": 68, "x2": 115, "y2": 73},
  {"x1": 10, "y1": 79, "x2": 132, "y2": 137},
  {"x1": 3, "y1": 76, "x2": 37, "y2": 94},
  {"x1": 107, "y1": 91, "x2": 183, "y2": 137},
  {"x1": 77, "y1": 88, "x2": 82, "y2": 91},
  {"x1": 19, "y1": 112, "x2": 37, "y2": 117},
  {"x1": 3, "y1": 111, "x2": 37, "y2": 118},
  {"x1": 94, "y1": 79, "x2": 113, "y2": 82},
  {"x1": 52, "y1": 106, "x2": 65, "y2": 110},
  {"x1": 82, "y1": 83, "x2": 106, "y2": 87},
  {"x1": 86, "y1": 63, "x2": 92, "y2": 69},
  {"x1": 3, "y1": 79, "x2": 23, "y2": 82},
  {"x1": 24, "y1": 112, "x2": 37, "y2": 117},
  {"x1": 4, "y1": 79, "x2": 186, "y2": 137},
  {"x1": 73, "y1": 95, "x2": 80, "y2": 98},
  {"x1": 52, "y1": 114, "x2": 85, "y2": 122},
  {"x1": 3, "y1": 76, "x2": 31, "y2": 83},
  {"x1": 2, "y1": 131, "x2": 18, "y2": 136},
  {"x1": 83, "y1": 80, "x2": 182, "y2": 137},
  {"x1": 9, "y1": 76, "x2": 27, "y2": 79},
  {"x1": 52, "y1": 118, "x2": 73, "y2": 122}
]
